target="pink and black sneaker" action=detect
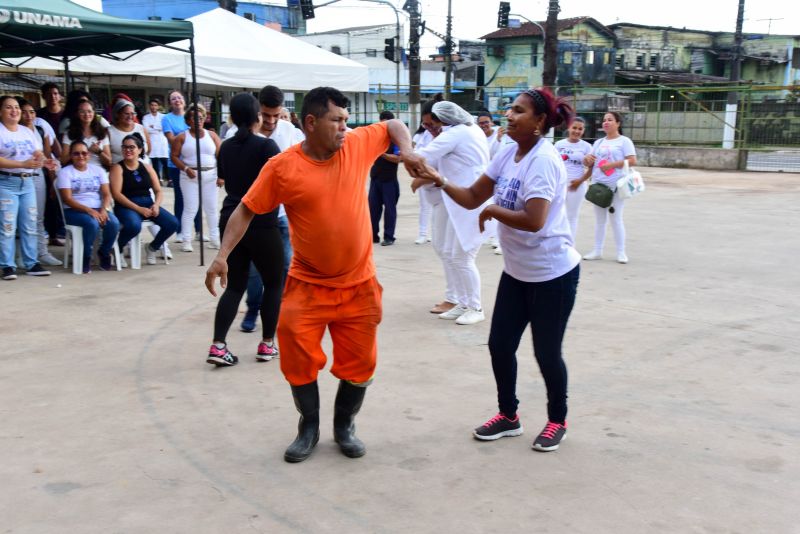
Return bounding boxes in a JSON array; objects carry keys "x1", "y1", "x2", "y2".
[
  {"x1": 473, "y1": 412, "x2": 523, "y2": 441},
  {"x1": 256, "y1": 341, "x2": 279, "y2": 362},
  {"x1": 532, "y1": 421, "x2": 567, "y2": 452},
  {"x1": 206, "y1": 344, "x2": 238, "y2": 367}
]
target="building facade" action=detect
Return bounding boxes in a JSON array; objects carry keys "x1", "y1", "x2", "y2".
[{"x1": 102, "y1": 0, "x2": 306, "y2": 34}]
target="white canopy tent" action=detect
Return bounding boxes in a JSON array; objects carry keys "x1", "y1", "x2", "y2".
[{"x1": 19, "y1": 8, "x2": 369, "y2": 92}]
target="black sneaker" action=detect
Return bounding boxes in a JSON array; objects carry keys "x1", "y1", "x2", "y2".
[
  {"x1": 2, "y1": 267, "x2": 17, "y2": 280},
  {"x1": 98, "y1": 252, "x2": 112, "y2": 271},
  {"x1": 532, "y1": 421, "x2": 567, "y2": 452},
  {"x1": 381, "y1": 238, "x2": 396, "y2": 246},
  {"x1": 473, "y1": 412, "x2": 523, "y2": 441},
  {"x1": 26, "y1": 264, "x2": 51, "y2": 276},
  {"x1": 206, "y1": 344, "x2": 238, "y2": 367}
]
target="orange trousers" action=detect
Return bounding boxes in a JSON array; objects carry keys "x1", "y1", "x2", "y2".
[{"x1": 277, "y1": 276, "x2": 383, "y2": 386}]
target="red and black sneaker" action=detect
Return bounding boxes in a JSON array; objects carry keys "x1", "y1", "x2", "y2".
[
  {"x1": 532, "y1": 421, "x2": 567, "y2": 452},
  {"x1": 473, "y1": 412, "x2": 523, "y2": 441}
]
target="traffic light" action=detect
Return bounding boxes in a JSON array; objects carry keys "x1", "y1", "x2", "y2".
[
  {"x1": 497, "y1": 2, "x2": 510, "y2": 28},
  {"x1": 384, "y1": 37, "x2": 397, "y2": 62},
  {"x1": 299, "y1": 0, "x2": 315, "y2": 20}
]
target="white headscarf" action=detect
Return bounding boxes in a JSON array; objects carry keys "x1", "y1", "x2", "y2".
[{"x1": 432, "y1": 101, "x2": 474, "y2": 127}]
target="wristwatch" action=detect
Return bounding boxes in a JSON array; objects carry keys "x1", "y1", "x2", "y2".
[{"x1": 436, "y1": 176, "x2": 449, "y2": 188}]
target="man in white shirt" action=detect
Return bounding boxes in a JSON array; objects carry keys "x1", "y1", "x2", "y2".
[{"x1": 142, "y1": 98, "x2": 169, "y2": 184}]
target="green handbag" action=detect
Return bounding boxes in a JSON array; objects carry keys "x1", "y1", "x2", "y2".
[{"x1": 585, "y1": 182, "x2": 614, "y2": 208}]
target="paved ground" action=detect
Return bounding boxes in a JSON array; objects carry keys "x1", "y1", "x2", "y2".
[{"x1": 2, "y1": 167, "x2": 799, "y2": 533}]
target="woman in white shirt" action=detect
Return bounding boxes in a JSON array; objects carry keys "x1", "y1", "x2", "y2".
[
  {"x1": 61, "y1": 100, "x2": 111, "y2": 170},
  {"x1": 108, "y1": 99, "x2": 150, "y2": 165},
  {"x1": 56, "y1": 139, "x2": 121, "y2": 273},
  {"x1": 413, "y1": 100, "x2": 493, "y2": 326},
  {"x1": 554, "y1": 117, "x2": 593, "y2": 240},
  {"x1": 582, "y1": 111, "x2": 637, "y2": 263},
  {"x1": 170, "y1": 104, "x2": 221, "y2": 251},
  {"x1": 0, "y1": 95, "x2": 56, "y2": 279},
  {"x1": 416, "y1": 88, "x2": 580, "y2": 452}
]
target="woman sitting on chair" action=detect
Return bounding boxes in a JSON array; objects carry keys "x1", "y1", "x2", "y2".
[
  {"x1": 110, "y1": 134, "x2": 178, "y2": 266},
  {"x1": 56, "y1": 139, "x2": 120, "y2": 273}
]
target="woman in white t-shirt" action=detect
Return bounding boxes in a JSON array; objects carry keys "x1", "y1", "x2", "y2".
[
  {"x1": 0, "y1": 95, "x2": 57, "y2": 279},
  {"x1": 416, "y1": 88, "x2": 580, "y2": 452},
  {"x1": 582, "y1": 112, "x2": 637, "y2": 263},
  {"x1": 56, "y1": 139, "x2": 120, "y2": 273},
  {"x1": 108, "y1": 99, "x2": 150, "y2": 165},
  {"x1": 554, "y1": 117, "x2": 592, "y2": 240},
  {"x1": 61, "y1": 100, "x2": 111, "y2": 170}
]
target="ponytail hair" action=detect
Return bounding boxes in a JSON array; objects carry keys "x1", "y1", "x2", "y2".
[
  {"x1": 229, "y1": 92, "x2": 260, "y2": 141},
  {"x1": 521, "y1": 87, "x2": 575, "y2": 131}
]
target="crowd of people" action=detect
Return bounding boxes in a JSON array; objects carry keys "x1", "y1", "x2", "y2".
[{"x1": 3, "y1": 79, "x2": 641, "y2": 462}]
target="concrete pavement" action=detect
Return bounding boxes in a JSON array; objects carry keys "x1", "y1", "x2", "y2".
[{"x1": 1, "y1": 167, "x2": 798, "y2": 533}]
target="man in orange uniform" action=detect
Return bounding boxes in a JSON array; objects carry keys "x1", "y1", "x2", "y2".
[{"x1": 206, "y1": 87, "x2": 424, "y2": 462}]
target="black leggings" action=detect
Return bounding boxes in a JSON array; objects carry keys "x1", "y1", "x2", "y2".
[
  {"x1": 213, "y1": 224, "x2": 284, "y2": 343},
  {"x1": 487, "y1": 265, "x2": 579, "y2": 424}
]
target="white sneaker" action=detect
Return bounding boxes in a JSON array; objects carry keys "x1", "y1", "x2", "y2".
[
  {"x1": 583, "y1": 250, "x2": 602, "y2": 260},
  {"x1": 439, "y1": 304, "x2": 468, "y2": 320},
  {"x1": 38, "y1": 253, "x2": 63, "y2": 266},
  {"x1": 120, "y1": 256, "x2": 128, "y2": 268},
  {"x1": 493, "y1": 245, "x2": 503, "y2": 255},
  {"x1": 455, "y1": 308, "x2": 485, "y2": 325},
  {"x1": 181, "y1": 242, "x2": 194, "y2": 253},
  {"x1": 173, "y1": 235, "x2": 183, "y2": 243},
  {"x1": 162, "y1": 243, "x2": 173, "y2": 260},
  {"x1": 195, "y1": 234, "x2": 210, "y2": 242},
  {"x1": 616, "y1": 252, "x2": 629, "y2": 264},
  {"x1": 146, "y1": 244, "x2": 157, "y2": 265},
  {"x1": 207, "y1": 239, "x2": 220, "y2": 250},
  {"x1": 414, "y1": 235, "x2": 427, "y2": 245}
]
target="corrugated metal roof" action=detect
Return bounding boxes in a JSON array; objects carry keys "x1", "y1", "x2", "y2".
[{"x1": 480, "y1": 16, "x2": 614, "y2": 40}]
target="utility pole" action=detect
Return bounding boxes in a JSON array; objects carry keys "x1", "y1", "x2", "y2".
[
  {"x1": 444, "y1": 0, "x2": 453, "y2": 100},
  {"x1": 404, "y1": 0, "x2": 422, "y2": 128},
  {"x1": 542, "y1": 0, "x2": 559, "y2": 88},
  {"x1": 723, "y1": 0, "x2": 745, "y2": 149}
]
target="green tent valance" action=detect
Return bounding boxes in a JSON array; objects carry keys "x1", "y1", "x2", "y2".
[{"x1": 0, "y1": 0, "x2": 193, "y2": 59}]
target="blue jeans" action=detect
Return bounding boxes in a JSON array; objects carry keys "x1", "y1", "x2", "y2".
[
  {"x1": 245, "y1": 215, "x2": 293, "y2": 311},
  {"x1": 0, "y1": 175, "x2": 38, "y2": 269},
  {"x1": 150, "y1": 158, "x2": 168, "y2": 184},
  {"x1": 169, "y1": 167, "x2": 200, "y2": 236},
  {"x1": 488, "y1": 265, "x2": 580, "y2": 423},
  {"x1": 115, "y1": 195, "x2": 179, "y2": 250},
  {"x1": 63, "y1": 208, "x2": 121, "y2": 262}
]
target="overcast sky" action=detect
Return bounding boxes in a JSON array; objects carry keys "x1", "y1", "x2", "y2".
[{"x1": 74, "y1": 0, "x2": 799, "y2": 56}]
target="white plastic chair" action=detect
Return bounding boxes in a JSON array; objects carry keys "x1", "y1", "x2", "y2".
[
  {"x1": 128, "y1": 220, "x2": 169, "y2": 269},
  {"x1": 56, "y1": 189, "x2": 122, "y2": 275}
]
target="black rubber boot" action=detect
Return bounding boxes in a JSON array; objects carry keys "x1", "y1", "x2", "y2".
[
  {"x1": 284, "y1": 381, "x2": 320, "y2": 463},
  {"x1": 333, "y1": 380, "x2": 367, "y2": 458}
]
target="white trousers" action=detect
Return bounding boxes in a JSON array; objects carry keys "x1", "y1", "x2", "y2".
[
  {"x1": 418, "y1": 189, "x2": 433, "y2": 238},
  {"x1": 433, "y1": 202, "x2": 482, "y2": 310},
  {"x1": 180, "y1": 170, "x2": 219, "y2": 242},
  {"x1": 565, "y1": 181, "x2": 587, "y2": 241},
  {"x1": 592, "y1": 195, "x2": 626, "y2": 254},
  {"x1": 431, "y1": 202, "x2": 457, "y2": 304},
  {"x1": 33, "y1": 172, "x2": 47, "y2": 257}
]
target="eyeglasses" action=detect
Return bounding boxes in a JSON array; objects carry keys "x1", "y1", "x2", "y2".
[
  {"x1": 121, "y1": 144, "x2": 138, "y2": 150},
  {"x1": 71, "y1": 151, "x2": 89, "y2": 156}
]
